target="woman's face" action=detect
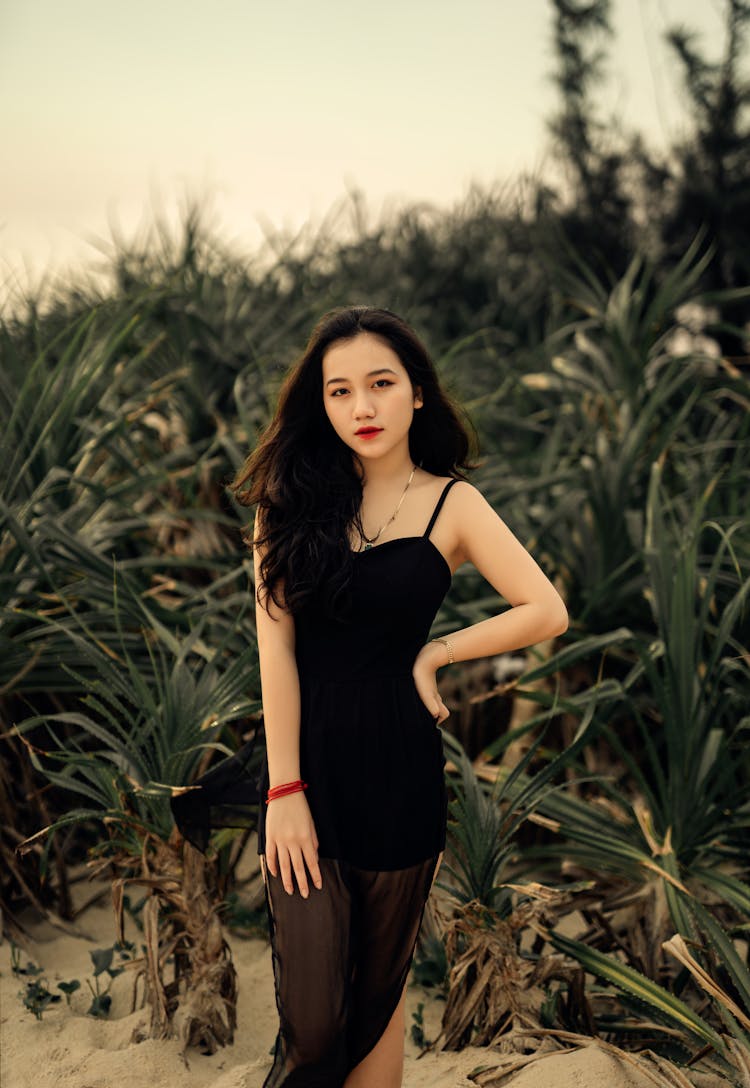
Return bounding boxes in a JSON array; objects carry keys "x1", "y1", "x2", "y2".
[{"x1": 321, "y1": 332, "x2": 423, "y2": 462}]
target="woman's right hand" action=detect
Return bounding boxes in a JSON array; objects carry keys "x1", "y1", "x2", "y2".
[{"x1": 264, "y1": 791, "x2": 323, "y2": 898}]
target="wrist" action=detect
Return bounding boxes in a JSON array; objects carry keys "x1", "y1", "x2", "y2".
[
  {"x1": 429, "y1": 636, "x2": 454, "y2": 666},
  {"x1": 266, "y1": 778, "x2": 308, "y2": 805},
  {"x1": 418, "y1": 640, "x2": 448, "y2": 670},
  {"x1": 268, "y1": 772, "x2": 302, "y2": 789}
]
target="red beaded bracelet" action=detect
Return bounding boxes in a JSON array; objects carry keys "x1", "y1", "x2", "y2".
[{"x1": 265, "y1": 779, "x2": 308, "y2": 805}]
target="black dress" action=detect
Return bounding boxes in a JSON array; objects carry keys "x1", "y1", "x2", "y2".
[{"x1": 173, "y1": 478, "x2": 458, "y2": 1086}]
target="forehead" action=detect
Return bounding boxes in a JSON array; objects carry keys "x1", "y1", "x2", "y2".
[{"x1": 321, "y1": 332, "x2": 406, "y2": 380}]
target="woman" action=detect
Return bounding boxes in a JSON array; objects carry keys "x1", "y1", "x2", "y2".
[{"x1": 177, "y1": 305, "x2": 568, "y2": 1087}]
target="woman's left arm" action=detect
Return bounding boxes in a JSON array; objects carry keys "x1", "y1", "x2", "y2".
[{"x1": 413, "y1": 482, "x2": 568, "y2": 721}]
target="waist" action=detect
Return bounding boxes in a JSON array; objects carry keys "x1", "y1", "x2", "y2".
[{"x1": 300, "y1": 669, "x2": 415, "y2": 686}]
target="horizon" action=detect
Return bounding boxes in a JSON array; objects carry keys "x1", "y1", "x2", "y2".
[{"x1": 1, "y1": 0, "x2": 729, "y2": 301}]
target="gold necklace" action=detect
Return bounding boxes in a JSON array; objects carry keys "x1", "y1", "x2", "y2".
[{"x1": 357, "y1": 464, "x2": 417, "y2": 550}]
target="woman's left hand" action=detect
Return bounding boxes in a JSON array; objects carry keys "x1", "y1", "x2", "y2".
[{"x1": 412, "y1": 643, "x2": 451, "y2": 724}]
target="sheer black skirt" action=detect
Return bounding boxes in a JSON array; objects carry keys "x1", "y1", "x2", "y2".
[
  {"x1": 259, "y1": 853, "x2": 441, "y2": 1087},
  {"x1": 169, "y1": 731, "x2": 446, "y2": 1085}
]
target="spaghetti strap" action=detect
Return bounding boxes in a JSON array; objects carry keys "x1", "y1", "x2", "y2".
[{"x1": 423, "y1": 478, "x2": 459, "y2": 540}]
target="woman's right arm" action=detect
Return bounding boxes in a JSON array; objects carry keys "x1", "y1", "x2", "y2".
[{"x1": 253, "y1": 508, "x2": 322, "y2": 898}]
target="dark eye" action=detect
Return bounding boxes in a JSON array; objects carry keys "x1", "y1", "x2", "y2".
[
  {"x1": 330, "y1": 387, "x2": 348, "y2": 396},
  {"x1": 374, "y1": 379, "x2": 393, "y2": 388}
]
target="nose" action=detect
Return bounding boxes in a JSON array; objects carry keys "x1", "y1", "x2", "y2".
[{"x1": 352, "y1": 390, "x2": 376, "y2": 418}]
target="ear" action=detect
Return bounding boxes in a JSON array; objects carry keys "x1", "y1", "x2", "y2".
[{"x1": 413, "y1": 386, "x2": 424, "y2": 408}]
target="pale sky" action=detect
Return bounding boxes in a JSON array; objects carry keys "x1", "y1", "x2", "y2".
[{"x1": 0, "y1": 0, "x2": 728, "y2": 300}]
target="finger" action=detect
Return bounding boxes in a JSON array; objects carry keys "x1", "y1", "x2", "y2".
[
  {"x1": 278, "y1": 848, "x2": 294, "y2": 895},
  {"x1": 288, "y1": 845, "x2": 309, "y2": 898},
  {"x1": 305, "y1": 844, "x2": 323, "y2": 890},
  {"x1": 266, "y1": 842, "x2": 278, "y2": 878}
]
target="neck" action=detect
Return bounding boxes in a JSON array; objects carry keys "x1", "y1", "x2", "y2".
[{"x1": 355, "y1": 441, "x2": 415, "y2": 492}]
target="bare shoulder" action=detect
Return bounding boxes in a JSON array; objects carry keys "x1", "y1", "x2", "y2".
[
  {"x1": 445, "y1": 478, "x2": 490, "y2": 512},
  {"x1": 442, "y1": 481, "x2": 567, "y2": 619},
  {"x1": 446, "y1": 478, "x2": 481, "y2": 496},
  {"x1": 418, "y1": 478, "x2": 492, "y2": 571},
  {"x1": 418, "y1": 472, "x2": 476, "y2": 497},
  {"x1": 445, "y1": 479, "x2": 515, "y2": 568}
]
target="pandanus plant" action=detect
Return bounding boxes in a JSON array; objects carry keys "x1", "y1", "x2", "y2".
[
  {"x1": 12, "y1": 571, "x2": 261, "y2": 1056},
  {"x1": 459, "y1": 459, "x2": 750, "y2": 1074},
  {"x1": 539, "y1": 459, "x2": 750, "y2": 930}
]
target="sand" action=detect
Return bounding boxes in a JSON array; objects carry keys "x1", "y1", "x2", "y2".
[{"x1": 0, "y1": 868, "x2": 730, "y2": 1088}]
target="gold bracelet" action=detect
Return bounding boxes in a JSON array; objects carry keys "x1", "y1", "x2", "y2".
[{"x1": 431, "y1": 637, "x2": 454, "y2": 664}]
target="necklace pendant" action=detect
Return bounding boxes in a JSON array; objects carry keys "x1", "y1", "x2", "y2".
[{"x1": 363, "y1": 543, "x2": 372, "y2": 551}]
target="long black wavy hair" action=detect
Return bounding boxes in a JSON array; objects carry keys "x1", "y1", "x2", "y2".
[{"x1": 230, "y1": 306, "x2": 479, "y2": 619}]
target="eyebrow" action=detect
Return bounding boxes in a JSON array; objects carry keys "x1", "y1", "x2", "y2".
[{"x1": 325, "y1": 368, "x2": 398, "y2": 387}]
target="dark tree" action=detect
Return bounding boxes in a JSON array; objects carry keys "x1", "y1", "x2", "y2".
[
  {"x1": 662, "y1": 0, "x2": 750, "y2": 353},
  {"x1": 545, "y1": 0, "x2": 635, "y2": 280}
]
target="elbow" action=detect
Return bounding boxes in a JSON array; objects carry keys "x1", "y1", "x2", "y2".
[
  {"x1": 550, "y1": 602, "x2": 569, "y2": 637},
  {"x1": 539, "y1": 595, "x2": 569, "y2": 639}
]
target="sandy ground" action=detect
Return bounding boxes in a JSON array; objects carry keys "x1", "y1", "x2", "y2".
[{"x1": 0, "y1": 855, "x2": 731, "y2": 1088}]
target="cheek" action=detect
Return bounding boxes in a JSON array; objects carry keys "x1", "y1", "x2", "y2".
[
  {"x1": 323, "y1": 396, "x2": 338, "y2": 423},
  {"x1": 398, "y1": 391, "x2": 417, "y2": 419}
]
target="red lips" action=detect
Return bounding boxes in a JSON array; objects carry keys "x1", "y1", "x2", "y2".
[{"x1": 355, "y1": 427, "x2": 382, "y2": 435}]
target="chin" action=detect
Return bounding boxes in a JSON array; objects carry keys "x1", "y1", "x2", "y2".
[{"x1": 356, "y1": 442, "x2": 400, "y2": 460}]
